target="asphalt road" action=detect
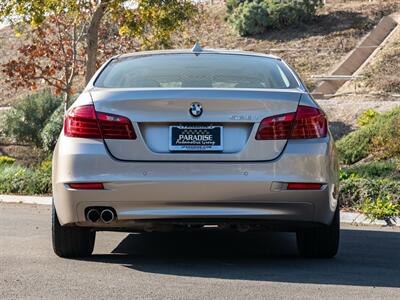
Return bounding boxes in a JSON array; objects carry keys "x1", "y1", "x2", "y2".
[{"x1": 1, "y1": 203, "x2": 400, "y2": 299}]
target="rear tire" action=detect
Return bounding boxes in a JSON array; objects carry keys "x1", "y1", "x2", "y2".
[
  {"x1": 296, "y1": 205, "x2": 340, "y2": 258},
  {"x1": 52, "y1": 203, "x2": 96, "y2": 258}
]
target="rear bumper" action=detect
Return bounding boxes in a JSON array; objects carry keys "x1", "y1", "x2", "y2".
[{"x1": 52, "y1": 135, "x2": 339, "y2": 228}]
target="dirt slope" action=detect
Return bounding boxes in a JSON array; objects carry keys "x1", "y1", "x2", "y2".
[{"x1": 337, "y1": 13, "x2": 400, "y2": 98}]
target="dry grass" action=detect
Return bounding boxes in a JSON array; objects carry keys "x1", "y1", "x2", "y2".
[{"x1": 357, "y1": 24, "x2": 400, "y2": 95}]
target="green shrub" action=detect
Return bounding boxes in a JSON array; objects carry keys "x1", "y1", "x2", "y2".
[
  {"x1": 1, "y1": 90, "x2": 62, "y2": 148},
  {"x1": 341, "y1": 160, "x2": 399, "y2": 180},
  {"x1": 0, "y1": 159, "x2": 52, "y2": 195},
  {"x1": 339, "y1": 169, "x2": 360, "y2": 181},
  {"x1": 373, "y1": 116, "x2": 400, "y2": 160},
  {"x1": 226, "y1": 0, "x2": 323, "y2": 36},
  {"x1": 336, "y1": 129, "x2": 372, "y2": 164},
  {"x1": 339, "y1": 177, "x2": 400, "y2": 209},
  {"x1": 337, "y1": 107, "x2": 400, "y2": 164},
  {"x1": 360, "y1": 195, "x2": 399, "y2": 225},
  {"x1": 357, "y1": 109, "x2": 379, "y2": 126},
  {"x1": 227, "y1": 1, "x2": 271, "y2": 36},
  {"x1": 226, "y1": 0, "x2": 244, "y2": 15},
  {"x1": 41, "y1": 104, "x2": 64, "y2": 153}
]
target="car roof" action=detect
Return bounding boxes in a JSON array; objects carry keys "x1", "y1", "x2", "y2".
[{"x1": 117, "y1": 48, "x2": 282, "y2": 61}]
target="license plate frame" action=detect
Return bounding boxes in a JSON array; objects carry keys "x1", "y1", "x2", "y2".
[{"x1": 169, "y1": 125, "x2": 223, "y2": 152}]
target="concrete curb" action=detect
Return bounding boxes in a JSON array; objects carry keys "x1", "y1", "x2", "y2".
[
  {"x1": 0, "y1": 194, "x2": 52, "y2": 205},
  {"x1": 340, "y1": 211, "x2": 400, "y2": 227},
  {"x1": 1, "y1": 195, "x2": 399, "y2": 227}
]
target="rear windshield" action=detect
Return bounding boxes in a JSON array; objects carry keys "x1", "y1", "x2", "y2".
[{"x1": 95, "y1": 53, "x2": 299, "y2": 89}]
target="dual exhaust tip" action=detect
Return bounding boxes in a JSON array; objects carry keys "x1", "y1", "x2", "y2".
[{"x1": 86, "y1": 208, "x2": 115, "y2": 223}]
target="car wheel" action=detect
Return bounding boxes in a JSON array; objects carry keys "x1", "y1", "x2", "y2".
[
  {"x1": 296, "y1": 204, "x2": 340, "y2": 258},
  {"x1": 52, "y1": 202, "x2": 96, "y2": 258}
]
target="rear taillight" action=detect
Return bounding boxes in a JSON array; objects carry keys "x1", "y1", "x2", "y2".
[
  {"x1": 290, "y1": 105, "x2": 327, "y2": 139},
  {"x1": 255, "y1": 113, "x2": 295, "y2": 140},
  {"x1": 256, "y1": 105, "x2": 327, "y2": 140},
  {"x1": 64, "y1": 104, "x2": 136, "y2": 139},
  {"x1": 97, "y1": 112, "x2": 136, "y2": 139},
  {"x1": 64, "y1": 105, "x2": 101, "y2": 138}
]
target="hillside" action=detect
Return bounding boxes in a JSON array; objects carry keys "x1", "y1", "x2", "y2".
[
  {"x1": 174, "y1": 0, "x2": 400, "y2": 91},
  {"x1": 1, "y1": 0, "x2": 400, "y2": 107},
  {"x1": 337, "y1": 12, "x2": 400, "y2": 99},
  {"x1": 0, "y1": 26, "x2": 26, "y2": 106}
]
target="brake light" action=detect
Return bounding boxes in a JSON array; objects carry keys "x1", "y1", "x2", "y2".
[
  {"x1": 290, "y1": 106, "x2": 327, "y2": 139},
  {"x1": 256, "y1": 105, "x2": 327, "y2": 140},
  {"x1": 68, "y1": 183, "x2": 104, "y2": 189},
  {"x1": 64, "y1": 104, "x2": 136, "y2": 139},
  {"x1": 287, "y1": 183, "x2": 322, "y2": 190},
  {"x1": 255, "y1": 113, "x2": 295, "y2": 140},
  {"x1": 97, "y1": 112, "x2": 136, "y2": 139},
  {"x1": 64, "y1": 105, "x2": 101, "y2": 138}
]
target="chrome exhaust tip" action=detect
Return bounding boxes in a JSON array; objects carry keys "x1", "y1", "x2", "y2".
[
  {"x1": 100, "y1": 209, "x2": 115, "y2": 224},
  {"x1": 86, "y1": 209, "x2": 100, "y2": 223}
]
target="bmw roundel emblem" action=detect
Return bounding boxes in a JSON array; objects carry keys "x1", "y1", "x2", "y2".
[{"x1": 189, "y1": 103, "x2": 203, "y2": 117}]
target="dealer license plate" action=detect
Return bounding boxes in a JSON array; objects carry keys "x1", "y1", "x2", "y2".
[{"x1": 169, "y1": 126, "x2": 223, "y2": 151}]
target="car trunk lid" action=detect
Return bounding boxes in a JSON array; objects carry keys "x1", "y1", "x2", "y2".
[{"x1": 90, "y1": 88, "x2": 302, "y2": 161}]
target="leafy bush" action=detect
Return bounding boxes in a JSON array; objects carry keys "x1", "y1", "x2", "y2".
[
  {"x1": 0, "y1": 159, "x2": 52, "y2": 195},
  {"x1": 1, "y1": 90, "x2": 62, "y2": 148},
  {"x1": 41, "y1": 104, "x2": 64, "y2": 153},
  {"x1": 357, "y1": 109, "x2": 379, "y2": 126},
  {"x1": 340, "y1": 160, "x2": 399, "y2": 180},
  {"x1": 227, "y1": 1, "x2": 271, "y2": 36},
  {"x1": 336, "y1": 129, "x2": 371, "y2": 165},
  {"x1": 226, "y1": 0, "x2": 323, "y2": 36},
  {"x1": 337, "y1": 107, "x2": 400, "y2": 164},
  {"x1": 339, "y1": 177, "x2": 400, "y2": 208},
  {"x1": 372, "y1": 116, "x2": 400, "y2": 161},
  {"x1": 360, "y1": 195, "x2": 399, "y2": 225}
]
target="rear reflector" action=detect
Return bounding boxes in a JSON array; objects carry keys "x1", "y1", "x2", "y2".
[
  {"x1": 256, "y1": 105, "x2": 327, "y2": 140},
  {"x1": 68, "y1": 183, "x2": 104, "y2": 190},
  {"x1": 64, "y1": 104, "x2": 136, "y2": 139},
  {"x1": 287, "y1": 183, "x2": 322, "y2": 190}
]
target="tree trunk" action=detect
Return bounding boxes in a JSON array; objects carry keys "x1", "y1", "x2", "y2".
[
  {"x1": 85, "y1": 0, "x2": 108, "y2": 84},
  {"x1": 63, "y1": 92, "x2": 70, "y2": 113}
]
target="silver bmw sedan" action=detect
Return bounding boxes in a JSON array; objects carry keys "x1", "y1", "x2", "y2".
[{"x1": 52, "y1": 46, "x2": 339, "y2": 258}]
